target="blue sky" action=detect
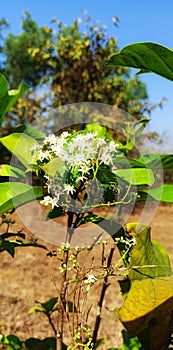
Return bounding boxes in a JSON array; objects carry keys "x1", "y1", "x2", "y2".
[{"x1": 1, "y1": 1, "x2": 173, "y2": 148}]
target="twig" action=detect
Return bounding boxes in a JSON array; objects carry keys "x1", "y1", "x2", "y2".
[
  {"x1": 57, "y1": 250, "x2": 68, "y2": 350},
  {"x1": 92, "y1": 247, "x2": 115, "y2": 347}
]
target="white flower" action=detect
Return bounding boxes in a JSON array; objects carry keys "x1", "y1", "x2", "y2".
[
  {"x1": 108, "y1": 140, "x2": 119, "y2": 152},
  {"x1": 50, "y1": 197, "x2": 59, "y2": 209},
  {"x1": 38, "y1": 149, "x2": 52, "y2": 161},
  {"x1": 76, "y1": 175, "x2": 87, "y2": 182},
  {"x1": 57, "y1": 149, "x2": 69, "y2": 161},
  {"x1": 40, "y1": 196, "x2": 52, "y2": 206},
  {"x1": 96, "y1": 138, "x2": 106, "y2": 147},
  {"x1": 79, "y1": 163, "x2": 92, "y2": 175},
  {"x1": 61, "y1": 131, "x2": 70, "y2": 139},
  {"x1": 40, "y1": 195, "x2": 59, "y2": 209},
  {"x1": 63, "y1": 184, "x2": 75, "y2": 195},
  {"x1": 100, "y1": 150, "x2": 114, "y2": 166},
  {"x1": 67, "y1": 153, "x2": 87, "y2": 167},
  {"x1": 44, "y1": 134, "x2": 57, "y2": 145},
  {"x1": 85, "y1": 273, "x2": 97, "y2": 284}
]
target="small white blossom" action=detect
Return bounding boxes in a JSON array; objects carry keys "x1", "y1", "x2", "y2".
[
  {"x1": 100, "y1": 150, "x2": 114, "y2": 166},
  {"x1": 79, "y1": 163, "x2": 92, "y2": 175},
  {"x1": 97, "y1": 138, "x2": 106, "y2": 147},
  {"x1": 63, "y1": 184, "x2": 75, "y2": 195},
  {"x1": 44, "y1": 134, "x2": 57, "y2": 145},
  {"x1": 40, "y1": 195, "x2": 59, "y2": 209},
  {"x1": 59, "y1": 242, "x2": 71, "y2": 251},
  {"x1": 85, "y1": 273, "x2": 97, "y2": 284},
  {"x1": 108, "y1": 141, "x2": 119, "y2": 152},
  {"x1": 40, "y1": 196, "x2": 52, "y2": 206},
  {"x1": 50, "y1": 197, "x2": 59, "y2": 209},
  {"x1": 38, "y1": 149, "x2": 52, "y2": 161},
  {"x1": 84, "y1": 273, "x2": 97, "y2": 291}
]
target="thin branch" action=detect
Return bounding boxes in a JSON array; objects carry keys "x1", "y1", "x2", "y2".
[{"x1": 92, "y1": 247, "x2": 115, "y2": 347}]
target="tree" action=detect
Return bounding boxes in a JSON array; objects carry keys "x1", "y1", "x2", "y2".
[
  {"x1": 0, "y1": 17, "x2": 9, "y2": 54},
  {"x1": 0, "y1": 11, "x2": 153, "y2": 135}
]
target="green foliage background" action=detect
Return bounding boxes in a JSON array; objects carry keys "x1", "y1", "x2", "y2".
[{"x1": 0, "y1": 12, "x2": 152, "y2": 134}]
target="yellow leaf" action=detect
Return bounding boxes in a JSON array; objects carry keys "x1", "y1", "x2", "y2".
[
  {"x1": 41, "y1": 157, "x2": 64, "y2": 176},
  {"x1": 119, "y1": 277, "x2": 173, "y2": 349}
]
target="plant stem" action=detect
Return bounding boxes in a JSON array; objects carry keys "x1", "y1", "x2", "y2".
[
  {"x1": 57, "y1": 249, "x2": 68, "y2": 350},
  {"x1": 57, "y1": 211, "x2": 76, "y2": 350},
  {"x1": 48, "y1": 314, "x2": 57, "y2": 337},
  {"x1": 92, "y1": 247, "x2": 115, "y2": 347}
]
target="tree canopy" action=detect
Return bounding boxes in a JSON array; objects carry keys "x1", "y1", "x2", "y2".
[{"x1": 0, "y1": 12, "x2": 158, "y2": 136}]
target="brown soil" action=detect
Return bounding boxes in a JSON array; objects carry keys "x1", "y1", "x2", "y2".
[{"x1": 0, "y1": 203, "x2": 173, "y2": 349}]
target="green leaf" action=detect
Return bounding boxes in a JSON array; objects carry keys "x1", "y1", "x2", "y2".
[
  {"x1": 0, "y1": 133, "x2": 38, "y2": 168},
  {"x1": 121, "y1": 330, "x2": 142, "y2": 350},
  {"x1": 28, "y1": 306, "x2": 44, "y2": 314},
  {"x1": 41, "y1": 297, "x2": 58, "y2": 314},
  {"x1": 109, "y1": 156, "x2": 147, "y2": 169},
  {"x1": 25, "y1": 337, "x2": 56, "y2": 350},
  {"x1": 0, "y1": 74, "x2": 29, "y2": 127},
  {"x1": 97, "y1": 164, "x2": 117, "y2": 184},
  {"x1": 120, "y1": 157, "x2": 147, "y2": 169},
  {"x1": 85, "y1": 123, "x2": 108, "y2": 137},
  {"x1": 80, "y1": 213, "x2": 123, "y2": 236},
  {"x1": 15, "y1": 239, "x2": 47, "y2": 250},
  {"x1": 106, "y1": 42, "x2": 173, "y2": 81},
  {"x1": 29, "y1": 297, "x2": 59, "y2": 316},
  {"x1": 46, "y1": 206, "x2": 64, "y2": 220},
  {"x1": 13, "y1": 124, "x2": 45, "y2": 140},
  {"x1": 0, "y1": 182, "x2": 43, "y2": 214},
  {"x1": 115, "y1": 168, "x2": 154, "y2": 186},
  {"x1": 0, "y1": 232, "x2": 25, "y2": 240},
  {"x1": 138, "y1": 154, "x2": 173, "y2": 169},
  {"x1": 0, "y1": 240, "x2": 15, "y2": 257},
  {"x1": 126, "y1": 222, "x2": 172, "y2": 281},
  {"x1": 0, "y1": 232, "x2": 46, "y2": 257},
  {"x1": 140, "y1": 184, "x2": 173, "y2": 203},
  {"x1": 94, "y1": 338, "x2": 107, "y2": 348},
  {"x1": 0, "y1": 334, "x2": 22, "y2": 349},
  {"x1": 0, "y1": 164, "x2": 26, "y2": 178},
  {"x1": 41, "y1": 158, "x2": 64, "y2": 176}
]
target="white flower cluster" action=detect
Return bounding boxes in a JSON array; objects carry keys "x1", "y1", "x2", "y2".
[
  {"x1": 34, "y1": 131, "x2": 119, "y2": 167},
  {"x1": 33, "y1": 130, "x2": 120, "y2": 210}
]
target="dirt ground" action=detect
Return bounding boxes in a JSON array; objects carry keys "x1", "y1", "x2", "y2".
[{"x1": 0, "y1": 203, "x2": 173, "y2": 349}]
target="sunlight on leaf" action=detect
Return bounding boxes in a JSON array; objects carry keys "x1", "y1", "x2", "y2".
[
  {"x1": 126, "y1": 222, "x2": 172, "y2": 280},
  {"x1": 41, "y1": 158, "x2": 64, "y2": 176},
  {"x1": 118, "y1": 223, "x2": 173, "y2": 349},
  {"x1": 0, "y1": 74, "x2": 29, "y2": 127},
  {"x1": 0, "y1": 182, "x2": 43, "y2": 214},
  {"x1": 0, "y1": 133, "x2": 37, "y2": 168},
  {"x1": 115, "y1": 168, "x2": 154, "y2": 186},
  {"x1": 118, "y1": 278, "x2": 173, "y2": 350},
  {"x1": 106, "y1": 42, "x2": 173, "y2": 81},
  {"x1": 140, "y1": 184, "x2": 173, "y2": 203},
  {"x1": 0, "y1": 164, "x2": 25, "y2": 178}
]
